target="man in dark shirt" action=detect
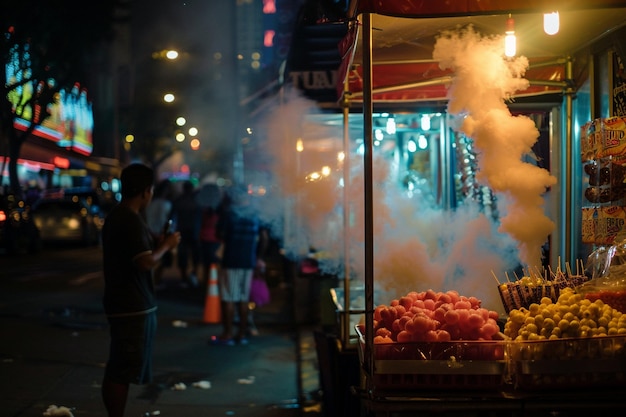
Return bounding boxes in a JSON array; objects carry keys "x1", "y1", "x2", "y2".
[{"x1": 101, "y1": 163, "x2": 180, "y2": 417}]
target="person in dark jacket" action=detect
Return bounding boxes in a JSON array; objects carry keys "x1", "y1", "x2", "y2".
[{"x1": 210, "y1": 186, "x2": 263, "y2": 345}]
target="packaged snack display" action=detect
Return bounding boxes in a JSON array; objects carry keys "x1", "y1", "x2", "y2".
[{"x1": 581, "y1": 117, "x2": 626, "y2": 245}]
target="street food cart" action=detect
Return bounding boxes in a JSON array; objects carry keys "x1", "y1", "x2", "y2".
[{"x1": 334, "y1": 1, "x2": 626, "y2": 414}]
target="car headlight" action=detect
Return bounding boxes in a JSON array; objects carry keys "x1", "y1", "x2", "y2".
[{"x1": 67, "y1": 218, "x2": 81, "y2": 230}]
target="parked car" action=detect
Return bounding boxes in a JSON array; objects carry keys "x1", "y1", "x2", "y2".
[
  {"x1": 31, "y1": 196, "x2": 103, "y2": 246},
  {"x1": 0, "y1": 193, "x2": 41, "y2": 254}
]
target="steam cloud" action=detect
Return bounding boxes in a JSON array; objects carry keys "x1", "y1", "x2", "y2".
[
  {"x1": 255, "y1": 26, "x2": 555, "y2": 313},
  {"x1": 433, "y1": 25, "x2": 556, "y2": 269}
]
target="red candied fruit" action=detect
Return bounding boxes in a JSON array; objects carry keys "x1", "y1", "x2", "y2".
[{"x1": 584, "y1": 290, "x2": 626, "y2": 313}]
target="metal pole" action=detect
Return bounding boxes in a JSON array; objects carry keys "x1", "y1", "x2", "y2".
[
  {"x1": 362, "y1": 12, "x2": 375, "y2": 392},
  {"x1": 342, "y1": 77, "x2": 352, "y2": 347},
  {"x1": 564, "y1": 57, "x2": 574, "y2": 265}
]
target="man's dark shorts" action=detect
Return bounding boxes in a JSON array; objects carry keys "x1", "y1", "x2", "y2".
[{"x1": 104, "y1": 311, "x2": 157, "y2": 385}]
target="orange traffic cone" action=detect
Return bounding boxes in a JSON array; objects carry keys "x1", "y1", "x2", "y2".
[{"x1": 203, "y1": 263, "x2": 221, "y2": 324}]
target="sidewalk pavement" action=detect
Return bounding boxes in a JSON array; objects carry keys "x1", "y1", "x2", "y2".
[{"x1": 1, "y1": 267, "x2": 326, "y2": 417}]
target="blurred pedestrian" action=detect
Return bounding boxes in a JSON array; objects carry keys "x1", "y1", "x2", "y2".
[
  {"x1": 144, "y1": 179, "x2": 174, "y2": 287},
  {"x1": 101, "y1": 163, "x2": 181, "y2": 417},
  {"x1": 198, "y1": 184, "x2": 223, "y2": 287},
  {"x1": 210, "y1": 186, "x2": 264, "y2": 345},
  {"x1": 171, "y1": 180, "x2": 202, "y2": 287}
]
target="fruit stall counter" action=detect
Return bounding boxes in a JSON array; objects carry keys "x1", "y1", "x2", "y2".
[{"x1": 355, "y1": 288, "x2": 626, "y2": 416}]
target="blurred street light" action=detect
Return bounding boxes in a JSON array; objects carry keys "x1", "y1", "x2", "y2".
[{"x1": 151, "y1": 49, "x2": 180, "y2": 60}]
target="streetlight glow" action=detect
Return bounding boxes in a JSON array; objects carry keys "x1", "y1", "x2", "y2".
[
  {"x1": 188, "y1": 127, "x2": 198, "y2": 136},
  {"x1": 176, "y1": 132, "x2": 185, "y2": 142},
  {"x1": 176, "y1": 117, "x2": 186, "y2": 126},
  {"x1": 163, "y1": 93, "x2": 175, "y2": 103},
  {"x1": 166, "y1": 50, "x2": 179, "y2": 60},
  {"x1": 190, "y1": 138, "x2": 200, "y2": 150}
]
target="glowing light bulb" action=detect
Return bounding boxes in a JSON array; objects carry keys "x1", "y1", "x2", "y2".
[
  {"x1": 418, "y1": 135, "x2": 428, "y2": 150},
  {"x1": 504, "y1": 16, "x2": 516, "y2": 57},
  {"x1": 386, "y1": 117, "x2": 396, "y2": 134},
  {"x1": 420, "y1": 114, "x2": 431, "y2": 131},
  {"x1": 544, "y1": 12, "x2": 559, "y2": 35}
]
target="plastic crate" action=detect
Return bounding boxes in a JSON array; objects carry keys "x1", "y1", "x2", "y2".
[
  {"x1": 507, "y1": 335, "x2": 626, "y2": 390},
  {"x1": 356, "y1": 325, "x2": 508, "y2": 392}
]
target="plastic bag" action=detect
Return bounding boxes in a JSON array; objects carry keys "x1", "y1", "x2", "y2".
[{"x1": 250, "y1": 260, "x2": 270, "y2": 306}]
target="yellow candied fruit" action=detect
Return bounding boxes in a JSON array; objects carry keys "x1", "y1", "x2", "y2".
[
  {"x1": 569, "y1": 293, "x2": 582, "y2": 303},
  {"x1": 525, "y1": 323, "x2": 538, "y2": 334},
  {"x1": 528, "y1": 303, "x2": 540, "y2": 315},
  {"x1": 540, "y1": 297, "x2": 553, "y2": 305},
  {"x1": 542, "y1": 317, "x2": 555, "y2": 330},
  {"x1": 580, "y1": 308, "x2": 592, "y2": 319},
  {"x1": 510, "y1": 310, "x2": 525, "y2": 324},
  {"x1": 618, "y1": 327, "x2": 626, "y2": 335},
  {"x1": 580, "y1": 318, "x2": 597, "y2": 328},
  {"x1": 540, "y1": 308, "x2": 552, "y2": 318}
]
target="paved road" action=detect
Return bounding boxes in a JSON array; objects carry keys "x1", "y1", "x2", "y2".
[{"x1": 0, "y1": 246, "x2": 328, "y2": 417}]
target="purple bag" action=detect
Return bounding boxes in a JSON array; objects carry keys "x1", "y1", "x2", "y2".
[{"x1": 250, "y1": 275, "x2": 270, "y2": 306}]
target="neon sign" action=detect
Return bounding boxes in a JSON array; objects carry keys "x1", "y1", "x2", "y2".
[{"x1": 5, "y1": 47, "x2": 93, "y2": 156}]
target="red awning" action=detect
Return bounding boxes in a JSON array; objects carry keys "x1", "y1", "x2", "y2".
[
  {"x1": 339, "y1": 1, "x2": 626, "y2": 103},
  {"x1": 345, "y1": 58, "x2": 566, "y2": 103},
  {"x1": 352, "y1": 0, "x2": 626, "y2": 18}
]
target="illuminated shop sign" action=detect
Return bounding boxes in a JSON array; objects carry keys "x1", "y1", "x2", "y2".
[{"x1": 5, "y1": 48, "x2": 93, "y2": 156}]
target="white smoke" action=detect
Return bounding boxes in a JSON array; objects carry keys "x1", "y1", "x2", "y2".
[
  {"x1": 253, "y1": 26, "x2": 555, "y2": 313},
  {"x1": 256, "y1": 88, "x2": 520, "y2": 313},
  {"x1": 433, "y1": 25, "x2": 557, "y2": 269}
]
